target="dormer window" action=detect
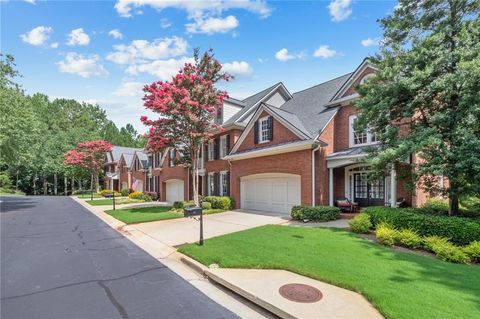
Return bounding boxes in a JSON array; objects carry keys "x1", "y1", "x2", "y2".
[
  {"x1": 256, "y1": 116, "x2": 273, "y2": 144},
  {"x1": 349, "y1": 115, "x2": 377, "y2": 147}
]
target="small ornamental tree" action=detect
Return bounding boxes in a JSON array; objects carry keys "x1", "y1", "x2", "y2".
[
  {"x1": 141, "y1": 49, "x2": 230, "y2": 206},
  {"x1": 64, "y1": 140, "x2": 112, "y2": 193}
]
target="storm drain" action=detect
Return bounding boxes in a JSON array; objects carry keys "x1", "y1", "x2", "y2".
[{"x1": 279, "y1": 283, "x2": 323, "y2": 303}]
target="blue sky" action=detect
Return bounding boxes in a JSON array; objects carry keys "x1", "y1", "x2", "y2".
[{"x1": 2, "y1": 0, "x2": 397, "y2": 133}]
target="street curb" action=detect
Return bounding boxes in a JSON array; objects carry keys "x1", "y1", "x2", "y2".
[{"x1": 179, "y1": 254, "x2": 293, "y2": 319}]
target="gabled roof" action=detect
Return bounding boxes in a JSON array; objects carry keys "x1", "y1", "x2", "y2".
[
  {"x1": 130, "y1": 150, "x2": 149, "y2": 170},
  {"x1": 329, "y1": 58, "x2": 376, "y2": 102},
  {"x1": 224, "y1": 82, "x2": 292, "y2": 125},
  {"x1": 280, "y1": 73, "x2": 352, "y2": 138},
  {"x1": 106, "y1": 146, "x2": 143, "y2": 163},
  {"x1": 264, "y1": 104, "x2": 311, "y2": 139}
]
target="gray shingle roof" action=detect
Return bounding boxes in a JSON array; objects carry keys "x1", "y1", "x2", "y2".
[
  {"x1": 135, "y1": 151, "x2": 149, "y2": 169},
  {"x1": 224, "y1": 82, "x2": 284, "y2": 124},
  {"x1": 107, "y1": 146, "x2": 143, "y2": 163},
  {"x1": 280, "y1": 73, "x2": 352, "y2": 137},
  {"x1": 327, "y1": 144, "x2": 379, "y2": 159},
  {"x1": 121, "y1": 153, "x2": 135, "y2": 167},
  {"x1": 263, "y1": 104, "x2": 311, "y2": 139}
]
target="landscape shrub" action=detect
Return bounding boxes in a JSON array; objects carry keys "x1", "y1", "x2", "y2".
[
  {"x1": 120, "y1": 188, "x2": 131, "y2": 197},
  {"x1": 348, "y1": 213, "x2": 372, "y2": 233},
  {"x1": 183, "y1": 200, "x2": 196, "y2": 208},
  {"x1": 418, "y1": 197, "x2": 480, "y2": 218},
  {"x1": 291, "y1": 206, "x2": 341, "y2": 222},
  {"x1": 423, "y1": 236, "x2": 451, "y2": 252},
  {"x1": 0, "y1": 172, "x2": 12, "y2": 189},
  {"x1": 128, "y1": 191, "x2": 151, "y2": 201},
  {"x1": 462, "y1": 241, "x2": 480, "y2": 263},
  {"x1": 201, "y1": 201, "x2": 212, "y2": 210},
  {"x1": 422, "y1": 236, "x2": 470, "y2": 264},
  {"x1": 203, "y1": 196, "x2": 234, "y2": 210},
  {"x1": 394, "y1": 229, "x2": 422, "y2": 249},
  {"x1": 364, "y1": 207, "x2": 480, "y2": 245},
  {"x1": 99, "y1": 189, "x2": 121, "y2": 197},
  {"x1": 144, "y1": 192, "x2": 158, "y2": 201},
  {"x1": 420, "y1": 199, "x2": 449, "y2": 215},
  {"x1": 375, "y1": 223, "x2": 397, "y2": 247},
  {"x1": 73, "y1": 190, "x2": 90, "y2": 195},
  {"x1": 172, "y1": 201, "x2": 184, "y2": 209}
]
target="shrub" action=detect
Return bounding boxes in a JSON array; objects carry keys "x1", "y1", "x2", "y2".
[
  {"x1": 375, "y1": 223, "x2": 397, "y2": 247},
  {"x1": 290, "y1": 206, "x2": 341, "y2": 222},
  {"x1": 394, "y1": 229, "x2": 422, "y2": 249},
  {"x1": 128, "y1": 191, "x2": 151, "y2": 201},
  {"x1": 144, "y1": 191, "x2": 158, "y2": 201},
  {"x1": 460, "y1": 196, "x2": 480, "y2": 218},
  {"x1": 463, "y1": 241, "x2": 480, "y2": 263},
  {"x1": 349, "y1": 213, "x2": 372, "y2": 233},
  {"x1": 99, "y1": 189, "x2": 121, "y2": 197},
  {"x1": 0, "y1": 172, "x2": 12, "y2": 189},
  {"x1": 183, "y1": 200, "x2": 196, "y2": 208},
  {"x1": 201, "y1": 201, "x2": 212, "y2": 210},
  {"x1": 423, "y1": 236, "x2": 451, "y2": 252},
  {"x1": 203, "y1": 196, "x2": 234, "y2": 210},
  {"x1": 421, "y1": 199, "x2": 449, "y2": 215},
  {"x1": 173, "y1": 201, "x2": 184, "y2": 209},
  {"x1": 120, "y1": 188, "x2": 131, "y2": 197},
  {"x1": 364, "y1": 207, "x2": 480, "y2": 245}
]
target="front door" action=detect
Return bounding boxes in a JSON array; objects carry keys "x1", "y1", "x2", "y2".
[{"x1": 353, "y1": 173, "x2": 385, "y2": 207}]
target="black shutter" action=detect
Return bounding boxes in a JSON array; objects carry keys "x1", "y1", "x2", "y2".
[
  {"x1": 225, "y1": 135, "x2": 230, "y2": 154},
  {"x1": 254, "y1": 120, "x2": 259, "y2": 144},
  {"x1": 214, "y1": 138, "x2": 220, "y2": 160},
  {"x1": 214, "y1": 172, "x2": 219, "y2": 196},
  {"x1": 226, "y1": 171, "x2": 230, "y2": 196},
  {"x1": 268, "y1": 116, "x2": 273, "y2": 141}
]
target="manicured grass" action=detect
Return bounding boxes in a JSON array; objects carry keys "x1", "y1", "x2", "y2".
[
  {"x1": 179, "y1": 225, "x2": 480, "y2": 319},
  {"x1": 77, "y1": 193, "x2": 102, "y2": 199},
  {"x1": 105, "y1": 206, "x2": 181, "y2": 224},
  {"x1": 86, "y1": 198, "x2": 136, "y2": 206}
]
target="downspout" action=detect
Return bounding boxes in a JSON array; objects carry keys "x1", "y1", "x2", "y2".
[{"x1": 312, "y1": 144, "x2": 321, "y2": 207}]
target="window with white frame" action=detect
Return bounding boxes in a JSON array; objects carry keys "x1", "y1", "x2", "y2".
[
  {"x1": 359, "y1": 73, "x2": 374, "y2": 85},
  {"x1": 349, "y1": 115, "x2": 377, "y2": 147},
  {"x1": 220, "y1": 136, "x2": 227, "y2": 158},
  {"x1": 220, "y1": 171, "x2": 228, "y2": 196},
  {"x1": 208, "y1": 140, "x2": 214, "y2": 161},
  {"x1": 208, "y1": 173, "x2": 215, "y2": 195},
  {"x1": 259, "y1": 116, "x2": 270, "y2": 143},
  {"x1": 168, "y1": 149, "x2": 175, "y2": 167}
]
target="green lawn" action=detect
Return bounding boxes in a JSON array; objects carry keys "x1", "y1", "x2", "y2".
[
  {"x1": 179, "y1": 225, "x2": 480, "y2": 319},
  {"x1": 85, "y1": 198, "x2": 135, "y2": 206},
  {"x1": 77, "y1": 193, "x2": 102, "y2": 199},
  {"x1": 105, "y1": 206, "x2": 181, "y2": 224}
]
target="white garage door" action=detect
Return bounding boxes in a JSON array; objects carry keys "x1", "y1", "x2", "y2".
[
  {"x1": 166, "y1": 180, "x2": 184, "y2": 203},
  {"x1": 241, "y1": 174, "x2": 301, "y2": 215}
]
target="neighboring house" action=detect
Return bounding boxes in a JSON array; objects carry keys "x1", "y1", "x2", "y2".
[
  {"x1": 104, "y1": 146, "x2": 143, "y2": 191},
  {"x1": 129, "y1": 150, "x2": 149, "y2": 192},
  {"x1": 104, "y1": 59, "x2": 430, "y2": 212}
]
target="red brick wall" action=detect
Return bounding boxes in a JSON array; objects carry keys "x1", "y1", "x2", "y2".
[
  {"x1": 332, "y1": 104, "x2": 358, "y2": 152},
  {"x1": 204, "y1": 129, "x2": 241, "y2": 173},
  {"x1": 130, "y1": 170, "x2": 145, "y2": 192},
  {"x1": 230, "y1": 149, "x2": 313, "y2": 208},
  {"x1": 236, "y1": 111, "x2": 301, "y2": 152},
  {"x1": 159, "y1": 165, "x2": 189, "y2": 202}
]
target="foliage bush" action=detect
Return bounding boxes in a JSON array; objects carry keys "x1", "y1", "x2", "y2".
[
  {"x1": 73, "y1": 190, "x2": 90, "y2": 195},
  {"x1": 0, "y1": 172, "x2": 12, "y2": 189},
  {"x1": 120, "y1": 188, "x2": 132, "y2": 197},
  {"x1": 423, "y1": 236, "x2": 450, "y2": 252},
  {"x1": 394, "y1": 229, "x2": 422, "y2": 249},
  {"x1": 419, "y1": 197, "x2": 480, "y2": 218},
  {"x1": 462, "y1": 241, "x2": 480, "y2": 263},
  {"x1": 201, "y1": 201, "x2": 212, "y2": 210},
  {"x1": 99, "y1": 189, "x2": 121, "y2": 197},
  {"x1": 364, "y1": 207, "x2": 480, "y2": 245},
  {"x1": 420, "y1": 199, "x2": 449, "y2": 215},
  {"x1": 348, "y1": 213, "x2": 372, "y2": 233},
  {"x1": 203, "y1": 196, "x2": 234, "y2": 210},
  {"x1": 173, "y1": 201, "x2": 184, "y2": 209},
  {"x1": 144, "y1": 191, "x2": 158, "y2": 201},
  {"x1": 183, "y1": 200, "x2": 196, "y2": 208},
  {"x1": 375, "y1": 223, "x2": 397, "y2": 247},
  {"x1": 128, "y1": 191, "x2": 151, "y2": 201},
  {"x1": 291, "y1": 206, "x2": 341, "y2": 222},
  {"x1": 422, "y1": 236, "x2": 470, "y2": 264}
]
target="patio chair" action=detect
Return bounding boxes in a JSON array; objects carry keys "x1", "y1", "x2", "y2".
[{"x1": 335, "y1": 198, "x2": 356, "y2": 213}]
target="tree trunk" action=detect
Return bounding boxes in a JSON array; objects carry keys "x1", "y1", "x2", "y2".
[
  {"x1": 448, "y1": 193, "x2": 459, "y2": 216},
  {"x1": 71, "y1": 177, "x2": 75, "y2": 194},
  {"x1": 90, "y1": 174, "x2": 94, "y2": 193},
  {"x1": 79, "y1": 178, "x2": 82, "y2": 191},
  {"x1": 33, "y1": 174, "x2": 37, "y2": 195},
  {"x1": 43, "y1": 175, "x2": 47, "y2": 195},
  {"x1": 192, "y1": 148, "x2": 200, "y2": 207},
  {"x1": 95, "y1": 174, "x2": 100, "y2": 192},
  {"x1": 64, "y1": 176, "x2": 68, "y2": 196},
  {"x1": 16, "y1": 170, "x2": 19, "y2": 191},
  {"x1": 54, "y1": 173, "x2": 58, "y2": 195}
]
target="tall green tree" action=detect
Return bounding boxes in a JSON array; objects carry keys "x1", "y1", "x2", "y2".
[{"x1": 356, "y1": 0, "x2": 480, "y2": 215}]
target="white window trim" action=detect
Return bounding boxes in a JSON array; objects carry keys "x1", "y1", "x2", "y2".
[
  {"x1": 349, "y1": 115, "x2": 377, "y2": 148},
  {"x1": 208, "y1": 140, "x2": 214, "y2": 161},
  {"x1": 220, "y1": 136, "x2": 227, "y2": 159},
  {"x1": 219, "y1": 171, "x2": 228, "y2": 196},
  {"x1": 169, "y1": 149, "x2": 175, "y2": 167},
  {"x1": 208, "y1": 172, "x2": 215, "y2": 196},
  {"x1": 258, "y1": 116, "x2": 270, "y2": 144}
]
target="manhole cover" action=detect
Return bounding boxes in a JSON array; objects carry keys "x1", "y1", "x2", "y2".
[{"x1": 279, "y1": 283, "x2": 323, "y2": 303}]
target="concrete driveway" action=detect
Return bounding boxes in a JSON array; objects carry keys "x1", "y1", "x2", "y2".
[{"x1": 131, "y1": 211, "x2": 287, "y2": 247}]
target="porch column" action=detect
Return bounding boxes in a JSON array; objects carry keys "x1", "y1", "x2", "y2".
[
  {"x1": 390, "y1": 166, "x2": 397, "y2": 207},
  {"x1": 329, "y1": 168, "x2": 334, "y2": 206}
]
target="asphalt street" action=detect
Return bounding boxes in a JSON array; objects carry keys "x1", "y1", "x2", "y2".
[{"x1": 1, "y1": 196, "x2": 238, "y2": 319}]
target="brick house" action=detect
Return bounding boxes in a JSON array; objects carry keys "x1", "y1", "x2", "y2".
[
  {"x1": 105, "y1": 59, "x2": 430, "y2": 214},
  {"x1": 104, "y1": 146, "x2": 143, "y2": 191}
]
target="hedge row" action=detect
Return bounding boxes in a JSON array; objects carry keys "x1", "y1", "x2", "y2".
[
  {"x1": 291, "y1": 206, "x2": 340, "y2": 222},
  {"x1": 364, "y1": 207, "x2": 480, "y2": 246},
  {"x1": 203, "y1": 196, "x2": 235, "y2": 210}
]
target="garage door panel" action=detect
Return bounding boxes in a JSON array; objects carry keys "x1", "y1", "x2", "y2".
[{"x1": 166, "y1": 180, "x2": 184, "y2": 203}]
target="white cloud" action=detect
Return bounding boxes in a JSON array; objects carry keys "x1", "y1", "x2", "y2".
[
  {"x1": 114, "y1": 0, "x2": 270, "y2": 34},
  {"x1": 328, "y1": 0, "x2": 352, "y2": 22},
  {"x1": 126, "y1": 57, "x2": 194, "y2": 80},
  {"x1": 361, "y1": 37, "x2": 380, "y2": 47},
  {"x1": 222, "y1": 61, "x2": 253, "y2": 78},
  {"x1": 20, "y1": 26, "x2": 53, "y2": 46},
  {"x1": 186, "y1": 15, "x2": 239, "y2": 34},
  {"x1": 313, "y1": 45, "x2": 337, "y2": 58},
  {"x1": 67, "y1": 28, "x2": 90, "y2": 46},
  {"x1": 57, "y1": 53, "x2": 108, "y2": 78},
  {"x1": 108, "y1": 29, "x2": 123, "y2": 39},
  {"x1": 275, "y1": 48, "x2": 295, "y2": 62},
  {"x1": 113, "y1": 81, "x2": 144, "y2": 96},
  {"x1": 50, "y1": 42, "x2": 59, "y2": 48},
  {"x1": 160, "y1": 18, "x2": 172, "y2": 28},
  {"x1": 23, "y1": 0, "x2": 36, "y2": 4},
  {"x1": 107, "y1": 36, "x2": 187, "y2": 65}
]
